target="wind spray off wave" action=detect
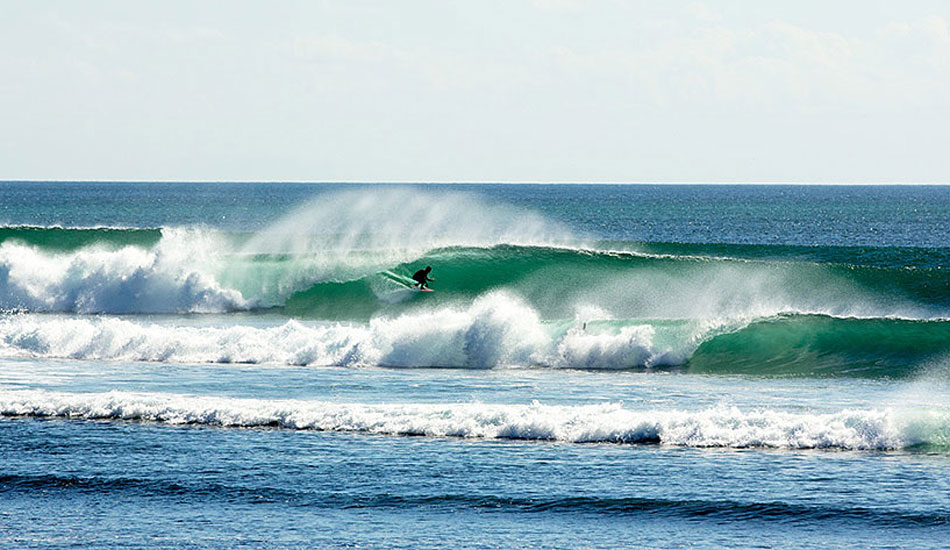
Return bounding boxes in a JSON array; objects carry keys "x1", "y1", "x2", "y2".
[{"x1": 0, "y1": 190, "x2": 576, "y2": 313}]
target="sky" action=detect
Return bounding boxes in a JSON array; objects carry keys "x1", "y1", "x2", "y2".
[{"x1": 1, "y1": 0, "x2": 949, "y2": 183}]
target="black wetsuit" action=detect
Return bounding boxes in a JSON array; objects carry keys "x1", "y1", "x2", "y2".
[{"x1": 412, "y1": 269, "x2": 430, "y2": 288}]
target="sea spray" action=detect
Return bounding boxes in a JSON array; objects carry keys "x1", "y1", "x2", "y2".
[
  {"x1": 0, "y1": 227, "x2": 249, "y2": 314},
  {"x1": 230, "y1": 189, "x2": 578, "y2": 301},
  {"x1": 240, "y1": 188, "x2": 577, "y2": 257}
]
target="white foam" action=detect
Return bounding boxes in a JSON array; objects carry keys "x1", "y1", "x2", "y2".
[
  {"x1": 0, "y1": 227, "x2": 249, "y2": 314},
  {"x1": 0, "y1": 292, "x2": 677, "y2": 369},
  {"x1": 1, "y1": 388, "x2": 944, "y2": 450}
]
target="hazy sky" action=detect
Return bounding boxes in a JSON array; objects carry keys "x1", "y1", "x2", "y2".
[{"x1": 2, "y1": 1, "x2": 949, "y2": 182}]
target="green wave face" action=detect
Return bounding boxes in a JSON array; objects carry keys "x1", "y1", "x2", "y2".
[
  {"x1": 689, "y1": 315, "x2": 950, "y2": 378},
  {"x1": 283, "y1": 244, "x2": 950, "y2": 320},
  {"x1": 0, "y1": 226, "x2": 163, "y2": 250}
]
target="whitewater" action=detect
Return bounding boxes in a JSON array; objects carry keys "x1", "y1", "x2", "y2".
[
  {"x1": 4, "y1": 386, "x2": 950, "y2": 450},
  {"x1": 2, "y1": 182, "x2": 949, "y2": 549}
]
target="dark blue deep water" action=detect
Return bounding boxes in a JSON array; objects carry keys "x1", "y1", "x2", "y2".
[{"x1": 2, "y1": 182, "x2": 947, "y2": 246}]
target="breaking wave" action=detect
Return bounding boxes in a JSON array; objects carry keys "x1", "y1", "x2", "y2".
[
  {"x1": 3, "y1": 235, "x2": 948, "y2": 318},
  {"x1": 1, "y1": 294, "x2": 947, "y2": 377},
  {"x1": 2, "y1": 388, "x2": 948, "y2": 450},
  {"x1": 0, "y1": 227, "x2": 250, "y2": 314}
]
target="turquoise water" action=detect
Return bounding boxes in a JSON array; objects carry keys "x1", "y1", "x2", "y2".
[{"x1": 1, "y1": 182, "x2": 949, "y2": 548}]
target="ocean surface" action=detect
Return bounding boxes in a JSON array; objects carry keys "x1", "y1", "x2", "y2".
[{"x1": 1, "y1": 182, "x2": 948, "y2": 549}]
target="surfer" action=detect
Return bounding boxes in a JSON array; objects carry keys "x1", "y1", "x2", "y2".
[{"x1": 411, "y1": 266, "x2": 435, "y2": 289}]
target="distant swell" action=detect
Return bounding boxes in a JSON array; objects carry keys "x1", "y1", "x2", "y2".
[
  {"x1": 0, "y1": 472, "x2": 945, "y2": 526},
  {"x1": 3, "y1": 471, "x2": 945, "y2": 528},
  {"x1": 2, "y1": 389, "x2": 949, "y2": 450},
  {"x1": 0, "y1": 225, "x2": 162, "y2": 251}
]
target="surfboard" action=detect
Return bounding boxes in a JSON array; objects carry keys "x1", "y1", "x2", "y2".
[
  {"x1": 381, "y1": 271, "x2": 434, "y2": 292},
  {"x1": 381, "y1": 270, "x2": 417, "y2": 287}
]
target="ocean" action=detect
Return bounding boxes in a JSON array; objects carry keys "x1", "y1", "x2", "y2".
[{"x1": 1, "y1": 182, "x2": 948, "y2": 549}]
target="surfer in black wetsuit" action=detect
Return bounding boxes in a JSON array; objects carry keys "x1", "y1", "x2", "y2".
[{"x1": 411, "y1": 266, "x2": 435, "y2": 289}]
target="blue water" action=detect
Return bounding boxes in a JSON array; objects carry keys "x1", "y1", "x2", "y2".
[
  {"x1": 1, "y1": 182, "x2": 949, "y2": 549},
  {"x1": 2, "y1": 182, "x2": 947, "y2": 246}
]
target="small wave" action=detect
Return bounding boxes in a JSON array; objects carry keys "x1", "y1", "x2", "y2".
[
  {"x1": 3, "y1": 388, "x2": 948, "y2": 450},
  {"x1": 0, "y1": 472, "x2": 944, "y2": 526},
  {"x1": 2, "y1": 472, "x2": 944, "y2": 527}
]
